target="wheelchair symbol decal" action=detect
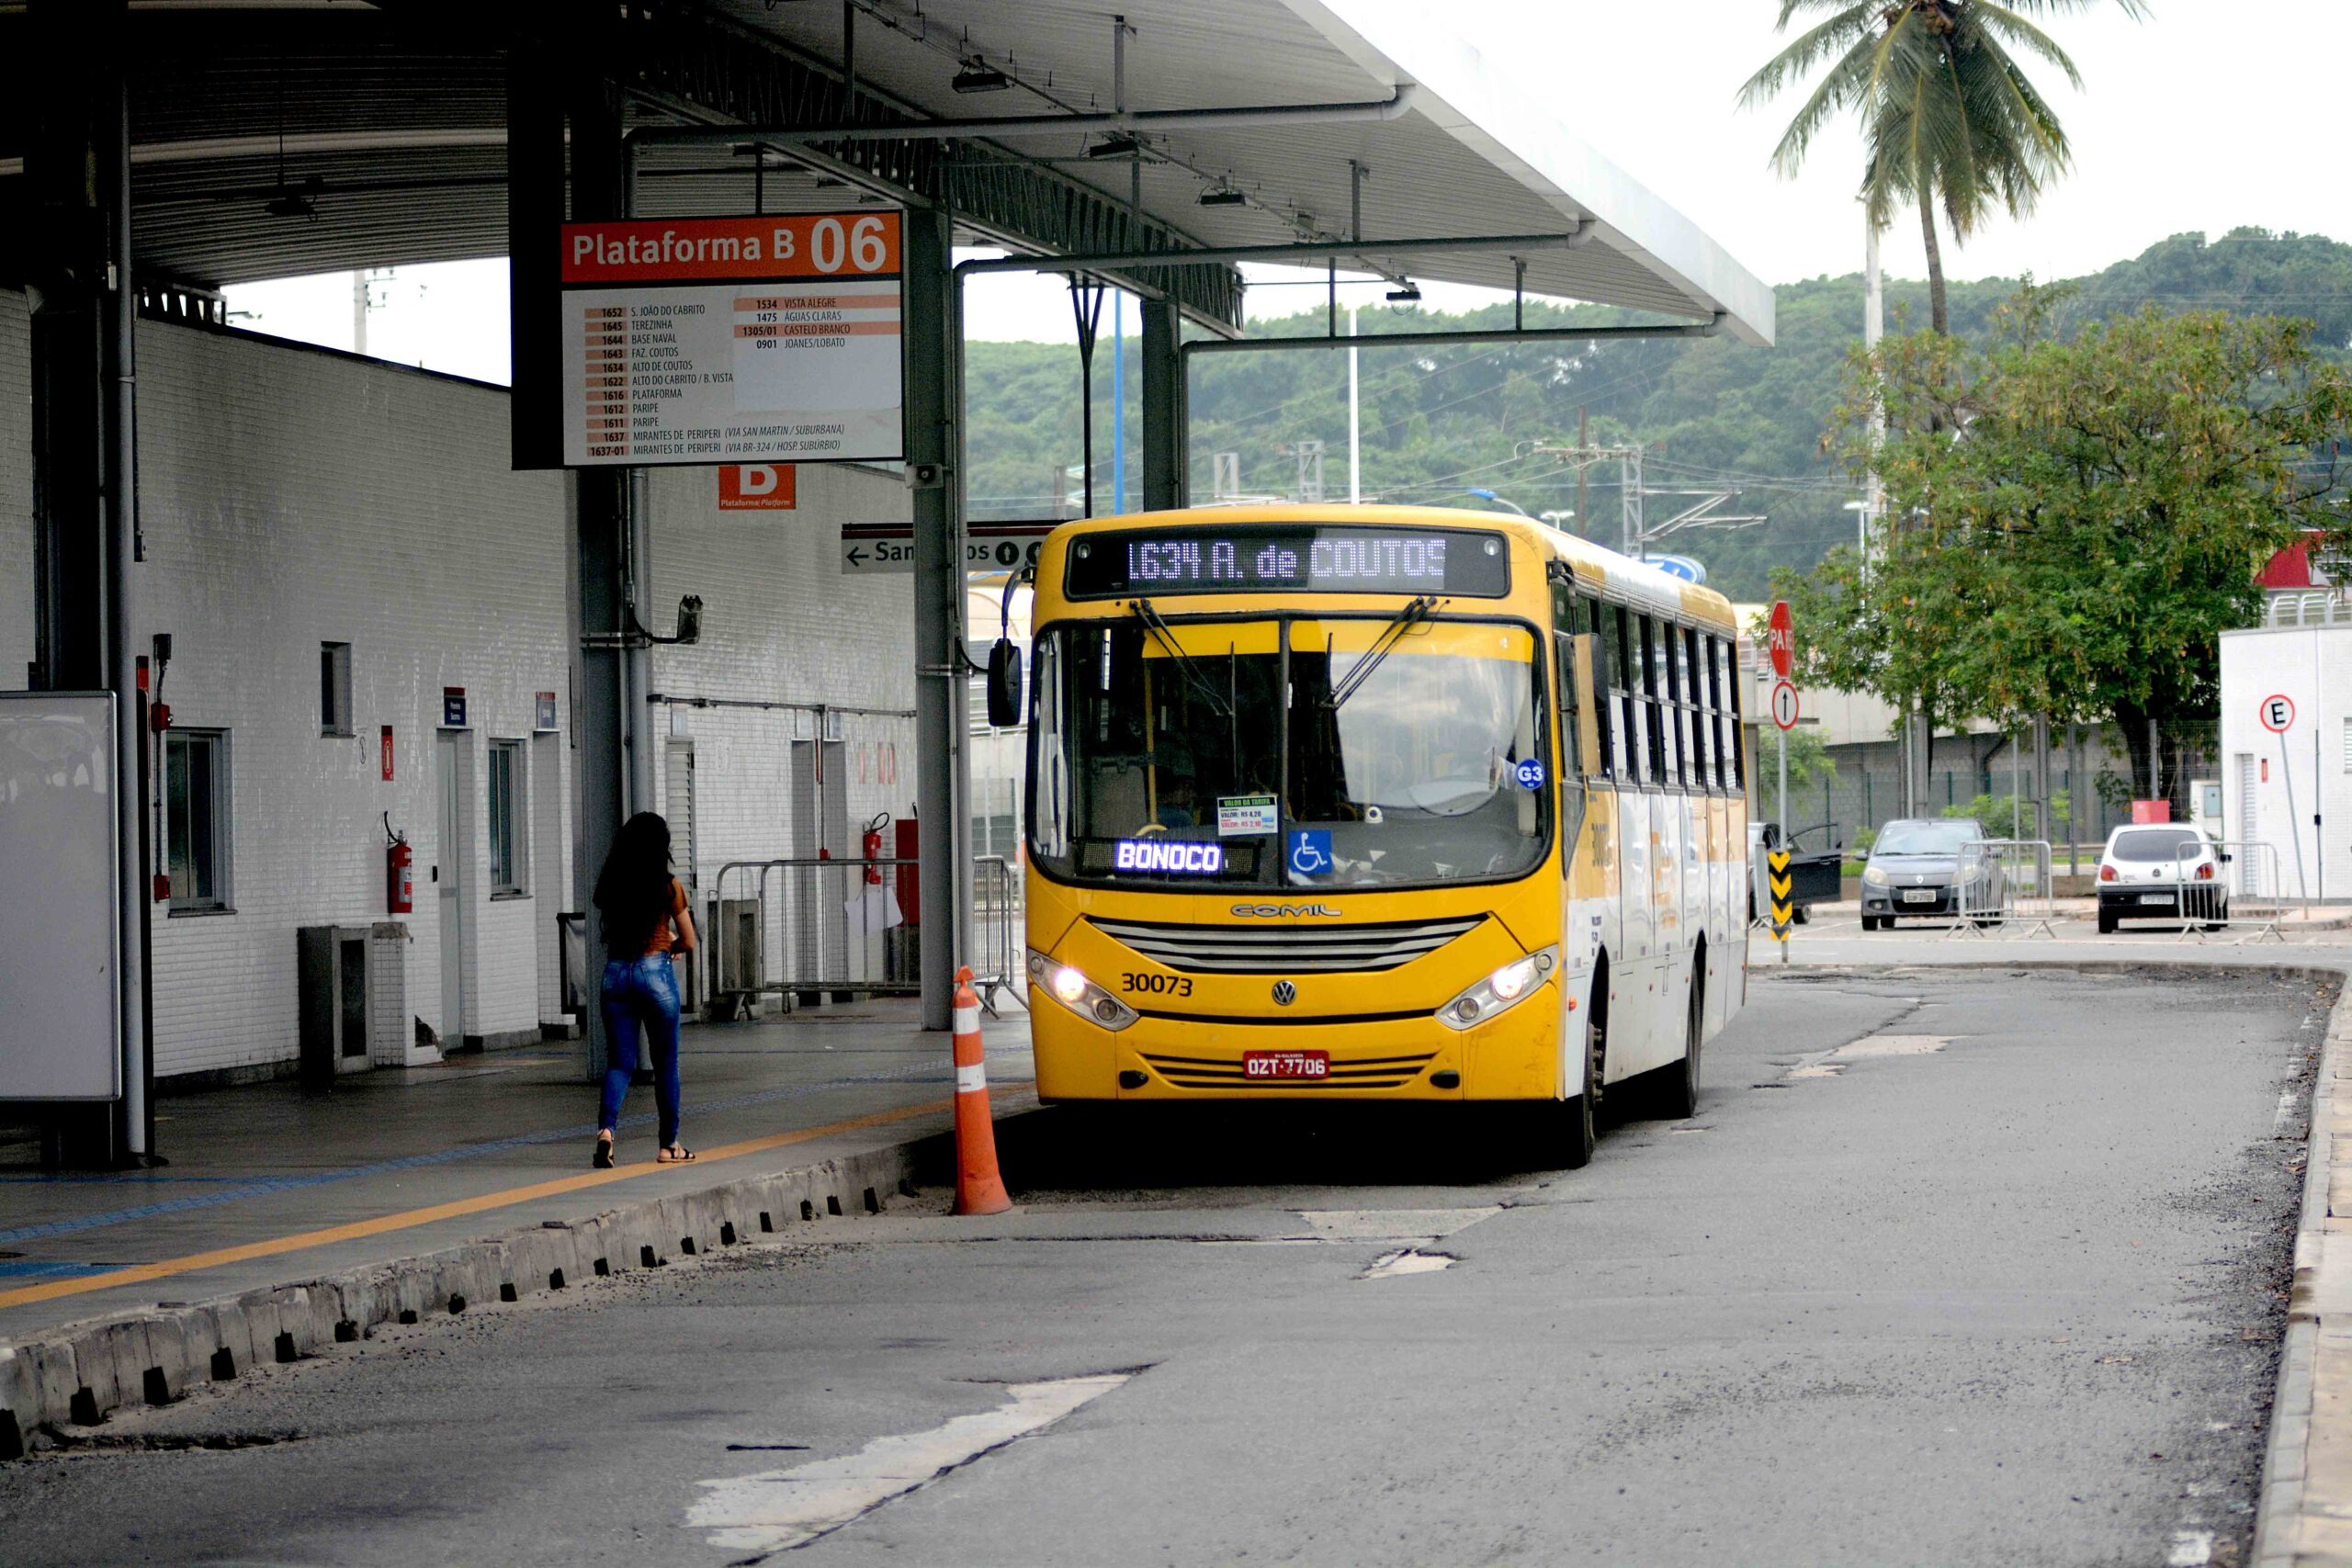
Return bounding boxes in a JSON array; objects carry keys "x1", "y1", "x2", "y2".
[{"x1": 1288, "y1": 829, "x2": 1333, "y2": 876}]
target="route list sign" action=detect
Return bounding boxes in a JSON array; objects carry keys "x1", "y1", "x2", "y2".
[{"x1": 558, "y1": 212, "x2": 904, "y2": 468}]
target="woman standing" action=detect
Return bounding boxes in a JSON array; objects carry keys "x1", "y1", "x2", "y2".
[{"x1": 592, "y1": 812, "x2": 698, "y2": 1168}]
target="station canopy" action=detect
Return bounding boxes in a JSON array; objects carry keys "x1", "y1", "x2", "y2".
[{"x1": 0, "y1": 0, "x2": 1771, "y2": 345}]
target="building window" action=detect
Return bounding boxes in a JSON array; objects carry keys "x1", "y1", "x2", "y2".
[
  {"x1": 164, "y1": 728, "x2": 231, "y2": 912},
  {"x1": 321, "y1": 642, "x2": 353, "y2": 736},
  {"x1": 487, "y1": 740, "x2": 526, "y2": 897}
]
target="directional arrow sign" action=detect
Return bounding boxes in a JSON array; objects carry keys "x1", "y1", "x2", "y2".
[
  {"x1": 1769, "y1": 849, "x2": 1793, "y2": 940},
  {"x1": 841, "y1": 520, "x2": 1055, "y2": 576}
]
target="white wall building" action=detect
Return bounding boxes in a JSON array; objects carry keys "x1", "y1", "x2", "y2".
[
  {"x1": 2219, "y1": 619, "x2": 2352, "y2": 903},
  {"x1": 0, "y1": 290, "x2": 921, "y2": 1088}
]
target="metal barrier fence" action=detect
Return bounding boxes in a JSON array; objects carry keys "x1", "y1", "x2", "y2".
[
  {"x1": 705, "y1": 854, "x2": 1022, "y2": 1019},
  {"x1": 1947, "y1": 839, "x2": 2058, "y2": 940},
  {"x1": 2165, "y1": 837, "x2": 2291, "y2": 944}
]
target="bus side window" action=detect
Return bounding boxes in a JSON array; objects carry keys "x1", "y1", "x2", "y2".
[
  {"x1": 1611, "y1": 605, "x2": 1643, "y2": 784},
  {"x1": 1584, "y1": 600, "x2": 1615, "y2": 780},
  {"x1": 1637, "y1": 614, "x2": 1667, "y2": 784},
  {"x1": 1656, "y1": 615, "x2": 1674, "y2": 789},
  {"x1": 1721, "y1": 636, "x2": 1747, "y2": 789},
  {"x1": 1721, "y1": 629, "x2": 1740, "y2": 789},
  {"x1": 1682, "y1": 626, "x2": 1707, "y2": 791}
]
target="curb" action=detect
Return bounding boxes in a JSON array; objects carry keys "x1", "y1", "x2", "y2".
[
  {"x1": 2259, "y1": 964, "x2": 2352, "y2": 1568},
  {"x1": 0, "y1": 1115, "x2": 1029, "y2": 1460}
]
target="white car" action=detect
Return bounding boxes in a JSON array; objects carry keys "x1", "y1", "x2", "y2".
[{"x1": 2096, "y1": 823, "x2": 2229, "y2": 933}]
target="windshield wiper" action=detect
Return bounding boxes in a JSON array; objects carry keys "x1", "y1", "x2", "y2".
[
  {"x1": 1323, "y1": 596, "x2": 1436, "y2": 711},
  {"x1": 1126, "y1": 598, "x2": 1233, "y2": 718}
]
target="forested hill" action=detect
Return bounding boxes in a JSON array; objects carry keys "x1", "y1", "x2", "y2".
[{"x1": 963, "y1": 228, "x2": 2352, "y2": 601}]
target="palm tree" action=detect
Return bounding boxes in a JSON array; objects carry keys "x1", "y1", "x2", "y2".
[{"x1": 1740, "y1": 1, "x2": 2144, "y2": 335}]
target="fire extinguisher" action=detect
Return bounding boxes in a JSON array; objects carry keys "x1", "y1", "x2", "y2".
[
  {"x1": 385, "y1": 813, "x2": 414, "y2": 916},
  {"x1": 863, "y1": 811, "x2": 888, "y2": 886}
]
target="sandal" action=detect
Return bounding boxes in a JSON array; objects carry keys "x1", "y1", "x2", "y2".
[
  {"x1": 658, "y1": 1145, "x2": 695, "y2": 1165},
  {"x1": 593, "y1": 1133, "x2": 616, "y2": 1170}
]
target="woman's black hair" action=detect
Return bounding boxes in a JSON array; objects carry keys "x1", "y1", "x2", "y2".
[{"x1": 594, "y1": 812, "x2": 674, "y2": 954}]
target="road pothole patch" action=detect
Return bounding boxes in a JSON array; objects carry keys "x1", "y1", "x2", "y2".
[
  {"x1": 688, "y1": 1372, "x2": 1132, "y2": 1560},
  {"x1": 1784, "y1": 1033, "x2": 1952, "y2": 1079},
  {"x1": 1361, "y1": 1249, "x2": 1456, "y2": 1280}
]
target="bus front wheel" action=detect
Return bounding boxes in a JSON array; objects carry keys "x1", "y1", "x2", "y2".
[{"x1": 1556, "y1": 1001, "x2": 1601, "y2": 1170}]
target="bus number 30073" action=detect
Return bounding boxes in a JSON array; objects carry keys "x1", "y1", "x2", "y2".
[{"x1": 1121, "y1": 974, "x2": 1193, "y2": 998}]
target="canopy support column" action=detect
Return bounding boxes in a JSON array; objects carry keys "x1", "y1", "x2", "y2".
[
  {"x1": 1139, "y1": 296, "x2": 1185, "y2": 511},
  {"x1": 26, "y1": 0, "x2": 145, "y2": 1166},
  {"x1": 548, "y1": 66, "x2": 633, "y2": 1077},
  {"x1": 907, "y1": 208, "x2": 967, "y2": 1029}
]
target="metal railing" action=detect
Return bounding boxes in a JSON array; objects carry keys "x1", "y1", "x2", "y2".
[
  {"x1": 704, "y1": 854, "x2": 1022, "y2": 1018},
  {"x1": 1946, "y1": 839, "x2": 2058, "y2": 940}
]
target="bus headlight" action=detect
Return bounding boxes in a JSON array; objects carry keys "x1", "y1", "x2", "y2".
[
  {"x1": 1027, "y1": 949, "x2": 1137, "y2": 1031},
  {"x1": 1438, "y1": 947, "x2": 1557, "y2": 1031}
]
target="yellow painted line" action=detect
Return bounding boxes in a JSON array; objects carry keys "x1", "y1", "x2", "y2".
[{"x1": 0, "y1": 1099, "x2": 955, "y2": 1314}]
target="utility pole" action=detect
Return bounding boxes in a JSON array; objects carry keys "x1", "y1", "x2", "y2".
[
  {"x1": 1575, "y1": 405, "x2": 1589, "y2": 538},
  {"x1": 1347, "y1": 303, "x2": 1361, "y2": 503}
]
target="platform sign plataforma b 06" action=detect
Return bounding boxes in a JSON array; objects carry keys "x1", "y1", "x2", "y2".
[{"x1": 559, "y1": 212, "x2": 904, "y2": 468}]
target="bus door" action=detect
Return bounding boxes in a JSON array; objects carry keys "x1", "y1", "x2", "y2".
[{"x1": 1554, "y1": 624, "x2": 1598, "y2": 969}]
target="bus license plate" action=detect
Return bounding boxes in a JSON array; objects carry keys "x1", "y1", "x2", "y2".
[{"x1": 1243, "y1": 1051, "x2": 1329, "y2": 1080}]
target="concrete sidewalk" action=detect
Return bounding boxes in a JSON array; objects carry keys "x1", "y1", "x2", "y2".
[{"x1": 0, "y1": 999, "x2": 1034, "y2": 1450}]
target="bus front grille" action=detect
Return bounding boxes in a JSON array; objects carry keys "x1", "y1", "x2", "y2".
[
  {"x1": 1139, "y1": 1052, "x2": 1438, "y2": 1090},
  {"x1": 1090, "y1": 916, "x2": 1482, "y2": 975}
]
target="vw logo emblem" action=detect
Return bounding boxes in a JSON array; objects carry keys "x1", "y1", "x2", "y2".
[{"x1": 1271, "y1": 980, "x2": 1297, "y2": 1007}]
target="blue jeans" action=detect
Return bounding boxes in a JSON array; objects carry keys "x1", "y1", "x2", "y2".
[{"x1": 599, "y1": 955, "x2": 682, "y2": 1147}]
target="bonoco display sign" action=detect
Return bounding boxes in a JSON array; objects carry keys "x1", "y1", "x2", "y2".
[{"x1": 559, "y1": 212, "x2": 904, "y2": 468}]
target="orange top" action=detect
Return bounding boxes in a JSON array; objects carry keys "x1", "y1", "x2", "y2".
[{"x1": 644, "y1": 878, "x2": 690, "y2": 956}]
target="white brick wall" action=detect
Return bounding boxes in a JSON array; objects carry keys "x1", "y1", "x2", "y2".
[
  {"x1": 0, "y1": 296, "x2": 922, "y2": 1082},
  {"x1": 644, "y1": 464, "x2": 916, "y2": 986}
]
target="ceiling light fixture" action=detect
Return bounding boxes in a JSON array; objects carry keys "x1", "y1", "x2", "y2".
[
  {"x1": 1386, "y1": 282, "x2": 1423, "y2": 302},
  {"x1": 951, "y1": 61, "x2": 1012, "y2": 93},
  {"x1": 1197, "y1": 184, "x2": 1246, "y2": 207},
  {"x1": 1088, "y1": 133, "x2": 1143, "y2": 160}
]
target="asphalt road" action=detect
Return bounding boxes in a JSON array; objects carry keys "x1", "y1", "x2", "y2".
[{"x1": 0, "y1": 965, "x2": 2323, "y2": 1568}]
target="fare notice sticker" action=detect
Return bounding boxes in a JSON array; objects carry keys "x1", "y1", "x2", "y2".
[
  {"x1": 559, "y1": 212, "x2": 905, "y2": 468},
  {"x1": 1217, "y1": 795, "x2": 1279, "y2": 836}
]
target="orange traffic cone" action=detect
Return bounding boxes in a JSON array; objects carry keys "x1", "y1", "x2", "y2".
[{"x1": 950, "y1": 965, "x2": 1012, "y2": 1215}]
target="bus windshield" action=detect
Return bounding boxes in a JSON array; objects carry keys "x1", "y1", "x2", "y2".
[{"x1": 1029, "y1": 615, "x2": 1550, "y2": 890}]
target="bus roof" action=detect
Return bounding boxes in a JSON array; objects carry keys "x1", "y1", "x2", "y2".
[{"x1": 1038, "y1": 502, "x2": 1737, "y2": 626}]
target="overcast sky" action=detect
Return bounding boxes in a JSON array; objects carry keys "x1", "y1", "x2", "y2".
[{"x1": 226, "y1": 0, "x2": 2338, "y2": 379}]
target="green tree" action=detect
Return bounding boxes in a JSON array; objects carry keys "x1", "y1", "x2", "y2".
[
  {"x1": 1740, "y1": 0, "x2": 2144, "y2": 335},
  {"x1": 1781, "y1": 300, "x2": 2352, "y2": 811}
]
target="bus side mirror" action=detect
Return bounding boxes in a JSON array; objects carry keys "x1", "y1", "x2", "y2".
[{"x1": 986, "y1": 639, "x2": 1024, "y2": 728}]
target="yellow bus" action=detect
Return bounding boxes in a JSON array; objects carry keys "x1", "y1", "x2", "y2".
[{"x1": 1014, "y1": 504, "x2": 1749, "y2": 1166}]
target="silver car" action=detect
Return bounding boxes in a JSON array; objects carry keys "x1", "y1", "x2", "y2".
[{"x1": 1859, "y1": 818, "x2": 2003, "y2": 931}]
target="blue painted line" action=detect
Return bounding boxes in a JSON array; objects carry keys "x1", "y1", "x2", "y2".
[
  {"x1": 0, "y1": 1175, "x2": 266, "y2": 1186},
  {"x1": 0, "y1": 1260, "x2": 121, "y2": 1279},
  {"x1": 0, "y1": 1062, "x2": 950, "y2": 1248}
]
